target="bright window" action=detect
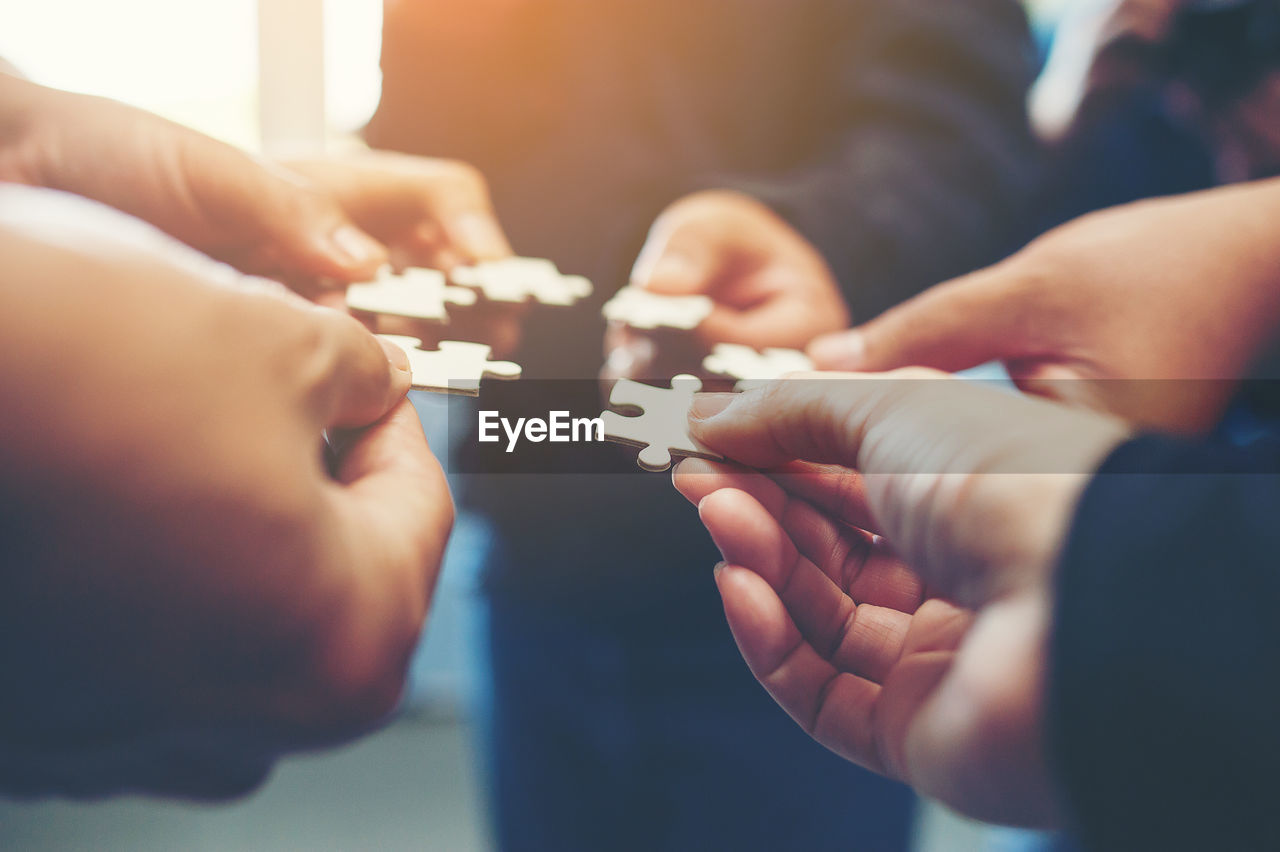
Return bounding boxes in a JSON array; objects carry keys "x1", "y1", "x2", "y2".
[{"x1": 0, "y1": 0, "x2": 382, "y2": 153}]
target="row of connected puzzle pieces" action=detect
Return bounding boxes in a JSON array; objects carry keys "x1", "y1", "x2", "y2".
[
  {"x1": 347, "y1": 259, "x2": 815, "y2": 471},
  {"x1": 350, "y1": 260, "x2": 727, "y2": 333},
  {"x1": 348, "y1": 257, "x2": 595, "y2": 324}
]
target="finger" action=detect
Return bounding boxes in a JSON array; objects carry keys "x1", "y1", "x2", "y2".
[
  {"x1": 806, "y1": 264, "x2": 1032, "y2": 373},
  {"x1": 700, "y1": 489, "x2": 913, "y2": 683},
  {"x1": 695, "y1": 297, "x2": 822, "y2": 349},
  {"x1": 767, "y1": 461, "x2": 881, "y2": 535},
  {"x1": 427, "y1": 170, "x2": 512, "y2": 262},
  {"x1": 314, "y1": 309, "x2": 413, "y2": 428},
  {"x1": 780, "y1": 497, "x2": 925, "y2": 615},
  {"x1": 716, "y1": 564, "x2": 888, "y2": 773},
  {"x1": 687, "y1": 370, "x2": 952, "y2": 471},
  {"x1": 333, "y1": 401, "x2": 453, "y2": 539},
  {"x1": 387, "y1": 220, "x2": 454, "y2": 271},
  {"x1": 630, "y1": 212, "x2": 724, "y2": 297},
  {"x1": 242, "y1": 167, "x2": 388, "y2": 283},
  {"x1": 672, "y1": 457, "x2": 789, "y2": 518},
  {"x1": 327, "y1": 401, "x2": 455, "y2": 676},
  {"x1": 332, "y1": 400, "x2": 454, "y2": 587},
  {"x1": 443, "y1": 210, "x2": 511, "y2": 263},
  {"x1": 675, "y1": 459, "x2": 920, "y2": 612}
]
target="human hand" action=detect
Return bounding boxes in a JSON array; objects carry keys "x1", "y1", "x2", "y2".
[
  {"x1": 0, "y1": 73, "x2": 387, "y2": 295},
  {"x1": 808, "y1": 179, "x2": 1280, "y2": 433},
  {"x1": 288, "y1": 151, "x2": 523, "y2": 354},
  {"x1": 605, "y1": 190, "x2": 849, "y2": 380},
  {"x1": 287, "y1": 150, "x2": 511, "y2": 270},
  {"x1": 0, "y1": 189, "x2": 453, "y2": 798},
  {"x1": 673, "y1": 373, "x2": 1128, "y2": 824}
]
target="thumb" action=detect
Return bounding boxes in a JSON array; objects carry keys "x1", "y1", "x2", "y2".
[
  {"x1": 630, "y1": 214, "x2": 724, "y2": 297},
  {"x1": 245, "y1": 170, "x2": 389, "y2": 284},
  {"x1": 312, "y1": 309, "x2": 413, "y2": 428},
  {"x1": 686, "y1": 371, "x2": 951, "y2": 472},
  {"x1": 807, "y1": 265, "x2": 1029, "y2": 373}
]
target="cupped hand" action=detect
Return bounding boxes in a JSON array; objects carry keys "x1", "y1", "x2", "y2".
[
  {"x1": 0, "y1": 188, "x2": 453, "y2": 798},
  {"x1": 672, "y1": 372, "x2": 1129, "y2": 824},
  {"x1": 808, "y1": 179, "x2": 1280, "y2": 433}
]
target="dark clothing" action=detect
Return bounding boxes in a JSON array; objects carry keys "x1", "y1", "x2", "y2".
[
  {"x1": 476, "y1": 586, "x2": 915, "y2": 852},
  {"x1": 368, "y1": 0, "x2": 1039, "y2": 610},
  {"x1": 371, "y1": 6, "x2": 1036, "y2": 850},
  {"x1": 1051, "y1": 378, "x2": 1280, "y2": 851}
]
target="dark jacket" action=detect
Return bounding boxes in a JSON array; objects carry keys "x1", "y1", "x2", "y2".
[
  {"x1": 367, "y1": 0, "x2": 1039, "y2": 611},
  {"x1": 1051, "y1": 360, "x2": 1280, "y2": 850}
]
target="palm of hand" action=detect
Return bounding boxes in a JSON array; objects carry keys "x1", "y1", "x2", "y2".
[{"x1": 674, "y1": 459, "x2": 1059, "y2": 826}]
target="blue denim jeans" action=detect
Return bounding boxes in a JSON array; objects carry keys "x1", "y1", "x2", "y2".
[{"x1": 472, "y1": 586, "x2": 917, "y2": 852}]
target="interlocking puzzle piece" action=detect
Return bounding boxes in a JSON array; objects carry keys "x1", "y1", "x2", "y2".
[
  {"x1": 347, "y1": 266, "x2": 477, "y2": 322},
  {"x1": 601, "y1": 286, "x2": 714, "y2": 331},
  {"x1": 703, "y1": 343, "x2": 814, "y2": 391},
  {"x1": 601, "y1": 375, "x2": 723, "y2": 472},
  {"x1": 378, "y1": 335, "x2": 521, "y2": 396},
  {"x1": 451, "y1": 257, "x2": 593, "y2": 306}
]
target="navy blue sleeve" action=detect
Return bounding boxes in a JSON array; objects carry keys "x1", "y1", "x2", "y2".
[{"x1": 1050, "y1": 433, "x2": 1280, "y2": 851}]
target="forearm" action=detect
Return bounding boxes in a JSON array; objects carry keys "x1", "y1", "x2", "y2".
[{"x1": 1050, "y1": 432, "x2": 1280, "y2": 851}]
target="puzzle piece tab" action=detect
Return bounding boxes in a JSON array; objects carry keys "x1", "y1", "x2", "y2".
[
  {"x1": 347, "y1": 266, "x2": 477, "y2": 322},
  {"x1": 451, "y1": 257, "x2": 593, "y2": 306},
  {"x1": 601, "y1": 375, "x2": 723, "y2": 471},
  {"x1": 703, "y1": 343, "x2": 814, "y2": 391},
  {"x1": 378, "y1": 335, "x2": 521, "y2": 396},
  {"x1": 602, "y1": 286, "x2": 713, "y2": 331}
]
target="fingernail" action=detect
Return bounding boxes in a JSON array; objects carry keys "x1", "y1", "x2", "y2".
[
  {"x1": 640, "y1": 253, "x2": 697, "y2": 289},
  {"x1": 809, "y1": 331, "x2": 866, "y2": 369},
  {"x1": 453, "y1": 214, "x2": 508, "y2": 259},
  {"x1": 378, "y1": 337, "x2": 412, "y2": 373},
  {"x1": 688, "y1": 393, "x2": 737, "y2": 422},
  {"x1": 329, "y1": 225, "x2": 385, "y2": 268},
  {"x1": 713, "y1": 561, "x2": 727, "y2": 578}
]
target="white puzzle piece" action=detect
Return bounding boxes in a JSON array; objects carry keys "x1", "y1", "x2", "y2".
[
  {"x1": 347, "y1": 266, "x2": 477, "y2": 322},
  {"x1": 601, "y1": 375, "x2": 723, "y2": 472},
  {"x1": 601, "y1": 286, "x2": 713, "y2": 331},
  {"x1": 703, "y1": 343, "x2": 814, "y2": 391},
  {"x1": 451, "y1": 257, "x2": 593, "y2": 306},
  {"x1": 378, "y1": 335, "x2": 522, "y2": 396}
]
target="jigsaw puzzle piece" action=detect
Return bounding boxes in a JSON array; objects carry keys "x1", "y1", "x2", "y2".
[
  {"x1": 451, "y1": 257, "x2": 593, "y2": 306},
  {"x1": 529, "y1": 273, "x2": 593, "y2": 307},
  {"x1": 378, "y1": 335, "x2": 522, "y2": 396},
  {"x1": 601, "y1": 375, "x2": 723, "y2": 471},
  {"x1": 703, "y1": 343, "x2": 814, "y2": 391},
  {"x1": 347, "y1": 266, "x2": 477, "y2": 322},
  {"x1": 601, "y1": 286, "x2": 713, "y2": 331}
]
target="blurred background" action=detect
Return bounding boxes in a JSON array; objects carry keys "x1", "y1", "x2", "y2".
[{"x1": 0, "y1": 1, "x2": 1071, "y2": 849}]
